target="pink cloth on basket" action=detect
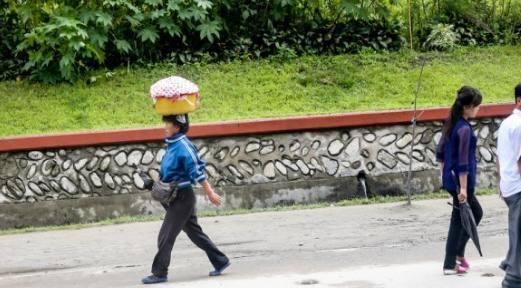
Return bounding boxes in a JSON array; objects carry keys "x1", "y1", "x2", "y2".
[{"x1": 150, "y1": 76, "x2": 199, "y2": 103}]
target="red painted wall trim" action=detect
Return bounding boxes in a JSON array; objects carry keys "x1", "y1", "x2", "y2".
[{"x1": 0, "y1": 104, "x2": 514, "y2": 153}]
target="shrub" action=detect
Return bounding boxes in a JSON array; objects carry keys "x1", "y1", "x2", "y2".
[
  {"x1": 2, "y1": 0, "x2": 404, "y2": 82},
  {"x1": 0, "y1": 3, "x2": 26, "y2": 80},
  {"x1": 11, "y1": 0, "x2": 224, "y2": 82},
  {"x1": 423, "y1": 24, "x2": 459, "y2": 51}
]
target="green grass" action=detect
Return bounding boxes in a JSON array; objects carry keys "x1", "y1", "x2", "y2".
[
  {"x1": 0, "y1": 45, "x2": 519, "y2": 137},
  {"x1": 0, "y1": 189, "x2": 496, "y2": 236}
]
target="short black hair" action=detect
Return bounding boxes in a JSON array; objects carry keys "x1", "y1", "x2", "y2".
[
  {"x1": 162, "y1": 114, "x2": 189, "y2": 134},
  {"x1": 516, "y1": 84, "x2": 521, "y2": 98}
]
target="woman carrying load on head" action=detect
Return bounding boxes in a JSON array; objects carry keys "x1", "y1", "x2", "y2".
[{"x1": 141, "y1": 76, "x2": 230, "y2": 285}]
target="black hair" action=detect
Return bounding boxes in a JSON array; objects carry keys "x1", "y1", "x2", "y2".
[
  {"x1": 162, "y1": 114, "x2": 189, "y2": 134},
  {"x1": 442, "y1": 86, "x2": 482, "y2": 138},
  {"x1": 515, "y1": 83, "x2": 521, "y2": 100}
]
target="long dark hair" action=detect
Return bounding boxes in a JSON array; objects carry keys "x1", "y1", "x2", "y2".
[{"x1": 442, "y1": 86, "x2": 482, "y2": 138}]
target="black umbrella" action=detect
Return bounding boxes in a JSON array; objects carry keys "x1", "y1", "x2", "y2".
[
  {"x1": 449, "y1": 172, "x2": 483, "y2": 257},
  {"x1": 459, "y1": 201, "x2": 483, "y2": 256}
]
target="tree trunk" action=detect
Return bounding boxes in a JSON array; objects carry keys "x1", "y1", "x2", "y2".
[{"x1": 408, "y1": 0, "x2": 414, "y2": 50}]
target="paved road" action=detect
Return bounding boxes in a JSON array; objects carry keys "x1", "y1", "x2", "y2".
[{"x1": 0, "y1": 195, "x2": 510, "y2": 288}]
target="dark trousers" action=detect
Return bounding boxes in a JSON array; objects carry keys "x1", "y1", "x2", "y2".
[
  {"x1": 443, "y1": 191, "x2": 483, "y2": 270},
  {"x1": 151, "y1": 186, "x2": 229, "y2": 277},
  {"x1": 501, "y1": 192, "x2": 521, "y2": 288}
]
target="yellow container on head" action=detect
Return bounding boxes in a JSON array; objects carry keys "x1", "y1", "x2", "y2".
[{"x1": 154, "y1": 94, "x2": 199, "y2": 115}]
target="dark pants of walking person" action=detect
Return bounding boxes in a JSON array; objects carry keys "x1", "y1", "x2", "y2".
[
  {"x1": 443, "y1": 190, "x2": 483, "y2": 270},
  {"x1": 151, "y1": 186, "x2": 229, "y2": 277},
  {"x1": 501, "y1": 192, "x2": 521, "y2": 288}
]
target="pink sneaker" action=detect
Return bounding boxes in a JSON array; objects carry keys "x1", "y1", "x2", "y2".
[
  {"x1": 444, "y1": 265, "x2": 468, "y2": 275},
  {"x1": 457, "y1": 258, "x2": 470, "y2": 269}
]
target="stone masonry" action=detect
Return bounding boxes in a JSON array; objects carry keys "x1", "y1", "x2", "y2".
[{"x1": 0, "y1": 118, "x2": 501, "y2": 228}]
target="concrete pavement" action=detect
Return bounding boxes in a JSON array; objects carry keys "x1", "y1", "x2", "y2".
[{"x1": 0, "y1": 195, "x2": 511, "y2": 287}]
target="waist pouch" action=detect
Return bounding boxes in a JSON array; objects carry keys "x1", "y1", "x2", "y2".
[{"x1": 151, "y1": 181, "x2": 178, "y2": 205}]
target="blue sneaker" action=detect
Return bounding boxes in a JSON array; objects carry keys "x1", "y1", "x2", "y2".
[
  {"x1": 142, "y1": 275, "x2": 168, "y2": 284},
  {"x1": 209, "y1": 261, "x2": 231, "y2": 277}
]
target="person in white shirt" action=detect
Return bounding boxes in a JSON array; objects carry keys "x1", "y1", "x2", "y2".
[{"x1": 497, "y1": 84, "x2": 521, "y2": 288}]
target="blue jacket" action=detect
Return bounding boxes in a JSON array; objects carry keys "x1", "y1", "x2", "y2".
[
  {"x1": 160, "y1": 133, "x2": 207, "y2": 189},
  {"x1": 436, "y1": 118, "x2": 477, "y2": 193}
]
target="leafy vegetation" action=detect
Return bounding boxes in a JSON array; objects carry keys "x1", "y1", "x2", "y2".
[
  {"x1": 423, "y1": 24, "x2": 459, "y2": 51},
  {"x1": 1, "y1": 0, "x2": 404, "y2": 82},
  {"x1": 406, "y1": 0, "x2": 521, "y2": 47},
  {"x1": 1, "y1": 45, "x2": 519, "y2": 137},
  {"x1": 0, "y1": 4, "x2": 26, "y2": 80},
  {"x1": 3, "y1": 1, "x2": 521, "y2": 82}
]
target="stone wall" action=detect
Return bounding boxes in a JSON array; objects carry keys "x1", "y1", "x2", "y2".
[{"x1": 0, "y1": 118, "x2": 501, "y2": 228}]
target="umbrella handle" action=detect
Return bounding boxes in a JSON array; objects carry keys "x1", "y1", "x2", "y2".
[
  {"x1": 447, "y1": 202, "x2": 460, "y2": 210},
  {"x1": 450, "y1": 171, "x2": 469, "y2": 204}
]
